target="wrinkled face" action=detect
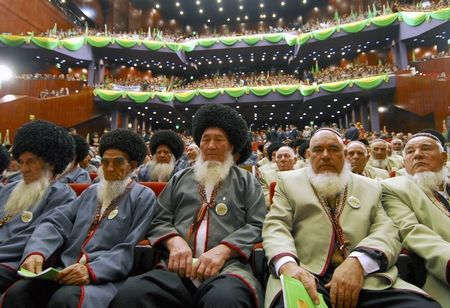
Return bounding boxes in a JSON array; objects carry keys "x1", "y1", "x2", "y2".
[
  {"x1": 346, "y1": 143, "x2": 369, "y2": 174},
  {"x1": 404, "y1": 137, "x2": 447, "y2": 175},
  {"x1": 310, "y1": 131, "x2": 345, "y2": 174},
  {"x1": 17, "y1": 152, "x2": 48, "y2": 184},
  {"x1": 155, "y1": 145, "x2": 173, "y2": 164},
  {"x1": 101, "y1": 149, "x2": 136, "y2": 181},
  {"x1": 275, "y1": 147, "x2": 297, "y2": 171},
  {"x1": 200, "y1": 127, "x2": 233, "y2": 162},
  {"x1": 370, "y1": 141, "x2": 387, "y2": 160},
  {"x1": 7, "y1": 159, "x2": 20, "y2": 172},
  {"x1": 391, "y1": 140, "x2": 403, "y2": 151},
  {"x1": 186, "y1": 146, "x2": 199, "y2": 161}
]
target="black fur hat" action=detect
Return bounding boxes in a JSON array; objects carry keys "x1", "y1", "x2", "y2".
[
  {"x1": 12, "y1": 120, "x2": 75, "y2": 175},
  {"x1": 72, "y1": 134, "x2": 90, "y2": 164},
  {"x1": 236, "y1": 135, "x2": 252, "y2": 165},
  {"x1": 0, "y1": 145, "x2": 10, "y2": 174},
  {"x1": 192, "y1": 104, "x2": 248, "y2": 155},
  {"x1": 267, "y1": 142, "x2": 283, "y2": 162},
  {"x1": 99, "y1": 129, "x2": 147, "y2": 166},
  {"x1": 149, "y1": 130, "x2": 184, "y2": 160}
]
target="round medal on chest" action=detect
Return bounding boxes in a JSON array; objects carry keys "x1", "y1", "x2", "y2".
[
  {"x1": 108, "y1": 209, "x2": 119, "y2": 220},
  {"x1": 215, "y1": 203, "x2": 228, "y2": 216},
  {"x1": 347, "y1": 196, "x2": 361, "y2": 209},
  {"x1": 21, "y1": 211, "x2": 33, "y2": 223}
]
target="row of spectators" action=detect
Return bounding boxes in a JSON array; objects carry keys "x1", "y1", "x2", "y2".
[
  {"x1": 6, "y1": 1, "x2": 448, "y2": 42},
  {"x1": 15, "y1": 73, "x2": 84, "y2": 81},
  {"x1": 39, "y1": 87, "x2": 70, "y2": 99},
  {"x1": 97, "y1": 64, "x2": 396, "y2": 92}
]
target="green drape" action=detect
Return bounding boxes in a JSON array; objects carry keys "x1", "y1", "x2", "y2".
[
  {"x1": 154, "y1": 92, "x2": 174, "y2": 102},
  {"x1": 249, "y1": 86, "x2": 272, "y2": 96},
  {"x1": 0, "y1": 34, "x2": 28, "y2": 47},
  {"x1": 181, "y1": 41, "x2": 198, "y2": 52},
  {"x1": 94, "y1": 89, "x2": 124, "y2": 101},
  {"x1": 340, "y1": 20, "x2": 369, "y2": 33},
  {"x1": 198, "y1": 89, "x2": 221, "y2": 99},
  {"x1": 115, "y1": 38, "x2": 138, "y2": 48},
  {"x1": 224, "y1": 87, "x2": 247, "y2": 98},
  {"x1": 299, "y1": 85, "x2": 317, "y2": 96},
  {"x1": 264, "y1": 33, "x2": 284, "y2": 43},
  {"x1": 174, "y1": 90, "x2": 197, "y2": 103},
  {"x1": 400, "y1": 12, "x2": 428, "y2": 26},
  {"x1": 197, "y1": 38, "x2": 217, "y2": 48},
  {"x1": 274, "y1": 85, "x2": 299, "y2": 96},
  {"x1": 219, "y1": 37, "x2": 240, "y2": 46},
  {"x1": 31, "y1": 37, "x2": 59, "y2": 50},
  {"x1": 94, "y1": 75, "x2": 390, "y2": 103},
  {"x1": 370, "y1": 13, "x2": 399, "y2": 27},
  {"x1": 86, "y1": 36, "x2": 112, "y2": 48},
  {"x1": 142, "y1": 40, "x2": 164, "y2": 51},
  {"x1": 165, "y1": 42, "x2": 180, "y2": 52},
  {"x1": 298, "y1": 33, "x2": 312, "y2": 45},
  {"x1": 61, "y1": 37, "x2": 85, "y2": 51},
  {"x1": 284, "y1": 34, "x2": 299, "y2": 46},
  {"x1": 242, "y1": 35, "x2": 262, "y2": 45},
  {"x1": 429, "y1": 7, "x2": 450, "y2": 20},
  {"x1": 312, "y1": 27, "x2": 336, "y2": 41},
  {"x1": 126, "y1": 91, "x2": 153, "y2": 103},
  {"x1": 319, "y1": 80, "x2": 350, "y2": 93},
  {"x1": 354, "y1": 75, "x2": 388, "y2": 89}
]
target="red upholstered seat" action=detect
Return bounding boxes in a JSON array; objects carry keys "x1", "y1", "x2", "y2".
[
  {"x1": 139, "y1": 181, "x2": 167, "y2": 197},
  {"x1": 68, "y1": 183, "x2": 90, "y2": 196},
  {"x1": 269, "y1": 181, "x2": 277, "y2": 206},
  {"x1": 88, "y1": 172, "x2": 98, "y2": 181}
]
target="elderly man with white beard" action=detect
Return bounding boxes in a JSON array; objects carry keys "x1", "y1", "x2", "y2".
[
  {"x1": 137, "y1": 130, "x2": 188, "y2": 182},
  {"x1": 382, "y1": 132, "x2": 450, "y2": 307},
  {"x1": 263, "y1": 128, "x2": 440, "y2": 308},
  {"x1": 0, "y1": 120, "x2": 76, "y2": 293},
  {"x1": 346, "y1": 141, "x2": 389, "y2": 180},
  {"x1": 367, "y1": 139, "x2": 404, "y2": 175},
  {"x1": 110, "y1": 104, "x2": 266, "y2": 308},
  {"x1": 1, "y1": 129, "x2": 156, "y2": 308}
]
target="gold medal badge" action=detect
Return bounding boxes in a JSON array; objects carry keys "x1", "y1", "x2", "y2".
[
  {"x1": 21, "y1": 211, "x2": 33, "y2": 223},
  {"x1": 108, "y1": 209, "x2": 119, "y2": 220},
  {"x1": 347, "y1": 196, "x2": 361, "y2": 209},
  {"x1": 215, "y1": 203, "x2": 228, "y2": 216}
]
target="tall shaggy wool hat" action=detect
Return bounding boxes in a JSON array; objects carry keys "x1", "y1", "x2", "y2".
[
  {"x1": 149, "y1": 130, "x2": 185, "y2": 160},
  {"x1": 236, "y1": 134, "x2": 253, "y2": 165},
  {"x1": 72, "y1": 134, "x2": 90, "y2": 164},
  {"x1": 192, "y1": 104, "x2": 248, "y2": 155},
  {"x1": 0, "y1": 145, "x2": 11, "y2": 174},
  {"x1": 12, "y1": 120, "x2": 75, "y2": 175},
  {"x1": 99, "y1": 129, "x2": 147, "y2": 166},
  {"x1": 267, "y1": 142, "x2": 284, "y2": 162}
]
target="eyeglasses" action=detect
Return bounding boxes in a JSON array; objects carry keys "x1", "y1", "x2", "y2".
[{"x1": 100, "y1": 156, "x2": 128, "y2": 167}]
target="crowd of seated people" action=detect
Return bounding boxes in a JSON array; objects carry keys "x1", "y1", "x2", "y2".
[
  {"x1": 1, "y1": 111, "x2": 449, "y2": 307},
  {"x1": 15, "y1": 73, "x2": 83, "y2": 82},
  {"x1": 312, "y1": 63, "x2": 397, "y2": 84},
  {"x1": 5, "y1": 1, "x2": 448, "y2": 43},
  {"x1": 39, "y1": 87, "x2": 69, "y2": 99}
]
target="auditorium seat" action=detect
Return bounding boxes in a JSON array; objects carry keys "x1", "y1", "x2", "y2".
[{"x1": 88, "y1": 172, "x2": 98, "y2": 181}]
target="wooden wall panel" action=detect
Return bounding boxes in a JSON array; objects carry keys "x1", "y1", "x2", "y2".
[
  {"x1": 0, "y1": 91, "x2": 98, "y2": 141},
  {"x1": 0, "y1": 80, "x2": 86, "y2": 98},
  {"x1": 413, "y1": 57, "x2": 450, "y2": 75},
  {"x1": 394, "y1": 75, "x2": 449, "y2": 131},
  {"x1": 0, "y1": 0, "x2": 74, "y2": 34}
]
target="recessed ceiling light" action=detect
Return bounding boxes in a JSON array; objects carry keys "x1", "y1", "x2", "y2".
[{"x1": 175, "y1": 2, "x2": 180, "y2": 7}]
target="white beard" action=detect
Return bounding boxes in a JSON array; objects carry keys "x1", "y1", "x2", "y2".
[
  {"x1": 96, "y1": 172, "x2": 130, "y2": 213},
  {"x1": 3, "y1": 176, "x2": 50, "y2": 217},
  {"x1": 149, "y1": 156, "x2": 175, "y2": 182},
  {"x1": 406, "y1": 167, "x2": 448, "y2": 194},
  {"x1": 371, "y1": 158, "x2": 388, "y2": 169},
  {"x1": 193, "y1": 151, "x2": 234, "y2": 190},
  {"x1": 307, "y1": 164, "x2": 350, "y2": 200}
]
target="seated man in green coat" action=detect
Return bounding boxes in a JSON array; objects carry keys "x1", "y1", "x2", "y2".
[
  {"x1": 263, "y1": 128, "x2": 439, "y2": 308},
  {"x1": 382, "y1": 131, "x2": 450, "y2": 307}
]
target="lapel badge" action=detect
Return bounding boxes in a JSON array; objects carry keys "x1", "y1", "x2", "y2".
[
  {"x1": 21, "y1": 211, "x2": 33, "y2": 223},
  {"x1": 215, "y1": 203, "x2": 228, "y2": 216},
  {"x1": 348, "y1": 196, "x2": 361, "y2": 209},
  {"x1": 108, "y1": 209, "x2": 119, "y2": 220}
]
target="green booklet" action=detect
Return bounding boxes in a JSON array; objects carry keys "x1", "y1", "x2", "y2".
[
  {"x1": 280, "y1": 275, "x2": 327, "y2": 308},
  {"x1": 17, "y1": 267, "x2": 60, "y2": 280}
]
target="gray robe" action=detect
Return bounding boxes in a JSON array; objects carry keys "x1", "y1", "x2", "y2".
[
  {"x1": 58, "y1": 167, "x2": 91, "y2": 184},
  {"x1": 0, "y1": 181, "x2": 76, "y2": 270},
  {"x1": 20, "y1": 182, "x2": 156, "y2": 307},
  {"x1": 148, "y1": 166, "x2": 266, "y2": 307}
]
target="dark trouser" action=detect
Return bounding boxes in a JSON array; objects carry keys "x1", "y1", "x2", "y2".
[
  {"x1": 272, "y1": 281, "x2": 441, "y2": 308},
  {"x1": 0, "y1": 266, "x2": 19, "y2": 294},
  {"x1": 1, "y1": 279, "x2": 81, "y2": 308},
  {"x1": 109, "y1": 269, "x2": 254, "y2": 308}
]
